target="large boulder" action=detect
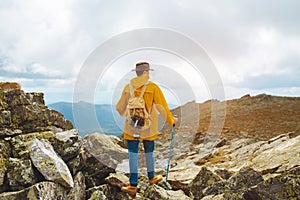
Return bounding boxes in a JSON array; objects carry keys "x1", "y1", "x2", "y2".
[
  {"x1": 0, "y1": 88, "x2": 73, "y2": 135},
  {"x1": 76, "y1": 133, "x2": 127, "y2": 187},
  {"x1": 167, "y1": 162, "x2": 201, "y2": 193},
  {"x1": 28, "y1": 138, "x2": 74, "y2": 188},
  {"x1": 251, "y1": 134, "x2": 300, "y2": 174},
  {"x1": 0, "y1": 181, "x2": 67, "y2": 200}
]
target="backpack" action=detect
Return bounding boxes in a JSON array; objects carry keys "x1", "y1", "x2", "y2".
[{"x1": 126, "y1": 82, "x2": 151, "y2": 134}]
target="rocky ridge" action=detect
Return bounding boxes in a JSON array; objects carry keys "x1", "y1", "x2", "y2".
[{"x1": 0, "y1": 83, "x2": 299, "y2": 199}]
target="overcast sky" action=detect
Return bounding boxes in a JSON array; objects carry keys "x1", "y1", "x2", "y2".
[{"x1": 1, "y1": 0, "x2": 299, "y2": 105}]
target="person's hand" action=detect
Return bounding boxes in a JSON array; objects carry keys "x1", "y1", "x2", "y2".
[{"x1": 173, "y1": 117, "x2": 178, "y2": 127}]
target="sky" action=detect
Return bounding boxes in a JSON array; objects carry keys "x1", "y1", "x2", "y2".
[{"x1": 1, "y1": 0, "x2": 300, "y2": 105}]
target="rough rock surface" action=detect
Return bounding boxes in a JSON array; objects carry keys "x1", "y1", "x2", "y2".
[
  {"x1": 6, "y1": 158, "x2": 38, "y2": 191},
  {"x1": 67, "y1": 172, "x2": 86, "y2": 200},
  {"x1": 0, "y1": 181, "x2": 67, "y2": 200},
  {"x1": 0, "y1": 86, "x2": 72, "y2": 136},
  {"x1": 28, "y1": 138, "x2": 74, "y2": 188}
]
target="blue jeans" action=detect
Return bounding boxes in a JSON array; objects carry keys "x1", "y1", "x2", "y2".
[{"x1": 127, "y1": 140, "x2": 155, "y2": 186}]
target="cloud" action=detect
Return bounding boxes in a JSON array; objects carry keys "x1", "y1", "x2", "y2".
[{"x1": 0, "y1": 0, "x2": 299, "y2": 104}]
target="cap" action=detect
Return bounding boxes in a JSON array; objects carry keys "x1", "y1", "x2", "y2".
[{"x1": 132, "y1": 62, "x2": 154, "y2": 72}]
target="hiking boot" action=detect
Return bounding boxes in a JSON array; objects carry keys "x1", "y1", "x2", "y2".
[
  {"x1": 149, "y1": 175, "x2": 162, "y2": 185},
  {"x1": 121, "y1": 184, "x2": 137, "y2": 197}
]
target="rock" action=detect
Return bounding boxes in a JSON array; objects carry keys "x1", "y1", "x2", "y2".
[
  {"x1": 0, "y1": 139, "x2": 10, "y2": 160},
  {"x1": 105, "y1": 173, "x2": 129, "y2": 188},
  {"x1": 225, "y1": 138, "x2": 262, "y2": 169},
  {"x1": 28, "y1": 138, "x2": 74, "y2": 188},
  {"x1": 88, "y1": 190, "x2": 107, "y2": 200},
  {"x1": 51, "y1": 129, "x2": 83, "y2": 161},
  {"x1": 201, "y1": 194, "x2": 225, "y2": 200},
  {"x1": 79, "y1": 133, "x2": 127, "y2": 187},
  {"x1": 252, "y1": 134, "x2": 300, "y2": 174},
  {"x1": 228, "y1": 167, "x2": 263, "y2": 190},
  {"x1": 67, "y1": 172, "x2": 86, "y2": 200},
  {"x1": 10, "y1": 131, "x2": 55, "y2": 159},
  {"x1": 0, "y1": 88, "x2": 73, "y2": 135},
  {"x1": 6, "y1": 158, "x2": 38, "y2": 191},
  {"x1": 0, "y1": 128, "x2": 22, "y2": 137},
  {"x1": 203, "y1": 167, "x2": 263, "y2": 199},
  {"x1": 144, "y1": 184, "x2": 192, "y2": 200},
  {"x1": 0, "y1": 139, "x2": 10, "y2": 192},
  {"x1": 188, "y1": 166, "x2": 222, "y2": 199},
  {"x1": 243, "y1": 166, "x2": 300, "y2": 200},
  {"x1": 214, "y1": 138, "x2": 227, "y2": 148},
  {"x1": 0, "y1": 111, "x2": 11, "y2": 126},
  {"x1": 0, "y1": 82, "x2": 21, "y2": 91},
  {"x1": 0, "y1": 158, "x2": 8, "y2": 192},
  {"x1": 167, "y1": 159, "x2": 201, "y2": 193},
  {"x1": 214, "y1": 168, "x2": 232, "y2": 180},
  {"x1": 0, "y1": 181, "x2": 67, "y2": 200},
  {"x1": 86, "y1": 184, "x2": 122, "y2": 200},
  {"x1": 25, "y1": 92, "x2": 44, "y2": 105}
]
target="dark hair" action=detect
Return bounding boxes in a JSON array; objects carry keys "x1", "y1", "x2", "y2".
[{"x1": 135, "y1": 62, "x2": 150, "y2": 76}]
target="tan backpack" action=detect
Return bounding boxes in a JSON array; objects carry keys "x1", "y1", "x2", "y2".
[{"x1": 126, "y1": 82, "x2": 151, "y2": 135}]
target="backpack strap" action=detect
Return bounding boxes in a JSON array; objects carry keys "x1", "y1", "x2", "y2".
[
  {"x1": 129, "y1": 81, "x2": 150, "y2": 97},
  {"x1": 129, "y1": 83, "x2": 134, "y2": 97},
  {"x1": 139, "y1": 81, "x2": 150, "y2": 98}
]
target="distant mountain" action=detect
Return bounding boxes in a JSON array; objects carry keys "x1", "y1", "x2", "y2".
[
  {"x1": 47, "y1": 102, "x2": 124, "y2": 136},
  {"x1": 48, "y1": 101, "x2": 179, "y2": 137}
]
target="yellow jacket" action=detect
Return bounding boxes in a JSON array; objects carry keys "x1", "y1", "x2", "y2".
[{"x1": 116, "y1": 74, "x2": 175, "y2": 140}]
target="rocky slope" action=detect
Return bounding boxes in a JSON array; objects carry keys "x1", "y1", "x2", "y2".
[{"x1": 0, "y1": 83, "x2": 299, "y2": 199}]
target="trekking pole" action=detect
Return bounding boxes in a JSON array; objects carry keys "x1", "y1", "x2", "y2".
[{"x1": 165, "y1": 123, "x2": 175, "y2": 189}]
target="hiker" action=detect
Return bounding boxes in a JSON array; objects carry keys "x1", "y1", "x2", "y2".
[{"x1": 116, "y1": 61, "x2": 178, "y2": 197}]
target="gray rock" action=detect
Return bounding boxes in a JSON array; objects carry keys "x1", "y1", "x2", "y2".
[
  {"x1": 0, "y1": 111, "x2": 11, "y2": 126},
  {"x1": 1, "y1": 88, "x2": 73, "y2": 135},
  {"x1": 67, "y1": 172, "x2": 86, "y2": 200},
  {"x1": 80, "y1": 133, "x2": 127, "y2": 187},
  {"x1": 86, "y1": 184, "x2": 122, "y2": 200},
  {"x1": 201, "y1": 194, "x2": 225, "y2": 200},
  {"x1": 188, "y1": 166, "x2": 222, "y2": 199},
  {"x1": 0, "y1": 181, "x2": 67, "y2": 200},
  {"x1": 203, "y1": 167, "x2": 263, "y2": 199},
  {"x1": 0, "y1": 158, "x2": 8, "y2": 192},
  {"x1": 0, "y1": 139, "x2": 10, "y2": 192},
  {"x1": 10, "y1": 131, "x2": 55, "y2": 159},
  {"x1": 228, "y1": 167, "x2": 263, "y2": 191},
  {"x1": 0, "y1": 128, "x2": 22, "y2": 137},
  {"x1": 28, "y1": 138, "x2": 74, "y2": 188},
  {"x1": 243, "y1": 166, "x2": 300, "y2": 200},
  {"x1": 6, "y1": 158, "x2": 38, "y2": 191},
  {"x1": 144, "y1": 184, "x2": 192, "y2": 200},
  {"x1": 252, "y1": 134, "x2": 300, "y2": 174},
  {"x1": 51, "y1": 129, "x2": 83, "y2": 161},
  {"x1": 88, "y1": 190, "x2": 107, "y2": 200},
  {"x1": 166, "y1": 156, "x2": 203, "y2": 192}
]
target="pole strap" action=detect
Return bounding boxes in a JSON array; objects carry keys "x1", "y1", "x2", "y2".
[{"x1": 165, "y1": 125, "x2": 175, "y2": 188}]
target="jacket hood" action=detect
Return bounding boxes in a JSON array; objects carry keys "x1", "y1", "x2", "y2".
[{"x1": 130, "y1": 73, "x2": 150, "y2": 89}]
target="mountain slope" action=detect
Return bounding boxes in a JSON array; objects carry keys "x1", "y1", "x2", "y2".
[{"x1": 168, "y1": 94, "x2": 300, "y2": 141}]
